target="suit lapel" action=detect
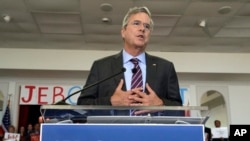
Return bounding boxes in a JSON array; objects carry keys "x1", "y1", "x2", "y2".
[
  {"x1": 145, "y1": 54, "x2": 157, "y2": 93},
  {"x1": 111, "y1": 51, "x2": 127, "y2": 91}
]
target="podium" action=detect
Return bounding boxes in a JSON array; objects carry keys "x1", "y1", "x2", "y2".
[{"x1": 40, "y1": 105, "x2": 208, "y2": 141}]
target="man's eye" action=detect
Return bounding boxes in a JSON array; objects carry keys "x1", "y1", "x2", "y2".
[
  {"x1": 133, "y1": 21, "x2": 140, "y2": 25},
  {"x1": 144, "y1": 24, "x2": 150, "y2": 29}
]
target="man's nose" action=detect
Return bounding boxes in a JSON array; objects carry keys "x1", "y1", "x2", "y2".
[{"x1": 139, "y1": 24, "x2": 146, "y2": 32}]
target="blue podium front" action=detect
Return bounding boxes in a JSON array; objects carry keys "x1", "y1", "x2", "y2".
[{"x1": 41, "y1": 124, "x2": 205, "y2": 141}]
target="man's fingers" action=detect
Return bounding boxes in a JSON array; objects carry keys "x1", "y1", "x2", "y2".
[{"x1": 130, "y1": 96, "x2": 143, "y2": 103}]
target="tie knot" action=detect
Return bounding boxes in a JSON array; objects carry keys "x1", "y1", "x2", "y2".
[{"x1": 130, "y1": 58, "x2": 139, "y2": 65}]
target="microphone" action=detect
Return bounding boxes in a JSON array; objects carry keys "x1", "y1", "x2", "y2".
[
  {"x1": 54, "y1": 68, "x2": 126, "y2": 105},
  {"x1": 132, "y1": 68, "x2": 137, "y2": 74}
]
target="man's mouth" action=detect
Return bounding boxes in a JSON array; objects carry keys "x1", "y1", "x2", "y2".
[{"x1": 137, "y1": 35, "x2": 144, "y2": 39}]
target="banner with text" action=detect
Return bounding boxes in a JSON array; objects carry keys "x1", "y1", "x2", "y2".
[
  {"x1": 20, "y1": 85, "x2": 189, "y2": 105},
  {"x1": 20, "y1": 85, "x2": 82, "y2": 105}
]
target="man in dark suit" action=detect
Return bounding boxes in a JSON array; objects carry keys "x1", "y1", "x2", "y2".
[{"x1": 77, "y1": 6, "x2": 183, "y2": 116}]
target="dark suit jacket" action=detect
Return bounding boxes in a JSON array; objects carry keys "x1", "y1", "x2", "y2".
[
  {"x1": 205, "y1": 127, "x2": 212, "y2": 141},
  {"x1": 77, "y1": 51, "x2": 183, "y2": 115}
]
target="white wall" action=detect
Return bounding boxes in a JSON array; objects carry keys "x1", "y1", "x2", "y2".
[
  {"x1": 228, "y1": 86, "x2": 250, "y2": 124},
  {"x1": 1, "y1": 48, "x2": 250, "y2": 73}
]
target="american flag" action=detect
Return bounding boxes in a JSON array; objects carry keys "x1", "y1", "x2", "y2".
[{"x1": 1, "y1": 102, "x2": 11, "y2": 132}]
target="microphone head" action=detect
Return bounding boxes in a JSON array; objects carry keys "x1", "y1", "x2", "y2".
[
  {"x1": 122, "y1": 68, "x2": 126, "y2": 72},
  {"x1": 132, "y1": 68, "x2": 137, "y2": 74}
]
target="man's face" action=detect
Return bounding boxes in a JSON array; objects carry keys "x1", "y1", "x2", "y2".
[
  {"x1": 121, "y1": 12, "x2": 151, "y2": 51},
  {"x1": 215, "y1": 121, "x2": 221, "y2": 127}
]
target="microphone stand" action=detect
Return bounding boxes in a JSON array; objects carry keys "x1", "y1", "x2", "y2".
[{"x1": 54, "y1": 68, "x2": 126, "y2": 105}]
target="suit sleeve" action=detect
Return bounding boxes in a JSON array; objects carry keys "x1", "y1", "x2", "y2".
[{"x1": 161, "y1": 62, "x2": 183, "y2": 106}]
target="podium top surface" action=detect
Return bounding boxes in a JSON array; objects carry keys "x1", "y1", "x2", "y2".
[
  {"x1": 87, "y1": 115, "x2": 210, "y2": 124},
  {"x1": 40, "y1": 105, "x2": 208, "y2": 111},
  {"x1": 40, "y1": 105, "x2": 209, "y2": 125}
]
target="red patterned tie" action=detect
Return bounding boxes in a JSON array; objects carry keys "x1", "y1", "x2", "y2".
[{"x1": 130, "y1": 58, "x2": 143, "y2": 89}]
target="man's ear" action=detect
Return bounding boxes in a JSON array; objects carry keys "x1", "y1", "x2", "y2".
[{"x1": 121, "y1": 28, "x2": 125, "y2": 39}]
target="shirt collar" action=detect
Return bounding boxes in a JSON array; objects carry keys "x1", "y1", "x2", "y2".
[{"x1": 122, "y1": 49, "x2": 146, "y2": 64}]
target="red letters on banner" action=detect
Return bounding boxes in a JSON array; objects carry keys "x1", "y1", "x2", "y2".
[{"x1": 20, "y1": 85, "x2": 66, "y2": 104}]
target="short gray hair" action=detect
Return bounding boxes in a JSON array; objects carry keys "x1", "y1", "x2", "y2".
[{"x1": 122, "y1": 6, "x2": 154, "y2": 31}]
